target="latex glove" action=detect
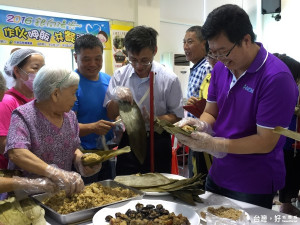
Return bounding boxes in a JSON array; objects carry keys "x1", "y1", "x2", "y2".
[
  {"x1": 45, "y1": 165, "x2": 84, "y2": 196},
  {"x1": 175, "y1": 117, "x2": 214, "y2": 135},
  {"x1": 113, "y1": 86, "x2": 133, "y2": 104},
  {"x1": 175, "y1": 132, "x2": 228, "y2": 158},
  {"x1": 75, "y1": 154, "x2": 102, "y2": 177},
  {"x1": 107, "y1": 122, "x2": 125, "y2": 146},
  {"x1": 13, "y1": 176, "x2": 59, "y2": 194}
]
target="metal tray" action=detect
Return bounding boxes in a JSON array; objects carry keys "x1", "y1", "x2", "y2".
[{"x1": 31, "y1": 180, "x2": 144, "y2": 224}]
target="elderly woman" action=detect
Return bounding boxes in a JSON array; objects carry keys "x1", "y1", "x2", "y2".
[
  {"x1": 0, "y1": 48, "x2": 45, "y2": 169},
  {"x1": 4, "y1": 66, "x2": 102, "y2": 195},
  {"x1": 1, "y1": 71, "x2": 57, "y2": 198}
]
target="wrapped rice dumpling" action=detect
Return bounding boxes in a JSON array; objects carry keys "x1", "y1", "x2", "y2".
[
  {"x1": 154, "y1": 118, "x2": 193, "y2": 136},
  {"x1": 81, "y1": 146, "x2": 131, "y2": 166}
]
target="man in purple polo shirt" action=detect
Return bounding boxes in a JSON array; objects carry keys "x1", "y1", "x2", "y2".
[{"x1": 175, "y1": 4, "x2": 298, "y2": 209}]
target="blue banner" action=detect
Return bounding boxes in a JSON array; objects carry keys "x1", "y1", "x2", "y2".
[{"x1": 0, "y1": 9, "x2": 111, "y2": 49}]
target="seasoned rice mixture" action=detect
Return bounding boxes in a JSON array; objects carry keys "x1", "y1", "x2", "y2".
[
  {"x1": 43, "y1": 183, "x2": 137, "y2": 214},
  {"x1": 200, "y1": 206, "x2": 242, "y2": 221}
]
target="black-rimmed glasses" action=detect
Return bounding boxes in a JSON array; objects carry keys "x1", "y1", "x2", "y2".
[
  {"x1": 128, "y1": 60, "x2": 152, "y2": 67},
  {"x1": 208, "y1": 43, "x2": 236, "y2": 60}
]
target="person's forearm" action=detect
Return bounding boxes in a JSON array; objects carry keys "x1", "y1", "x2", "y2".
[
  {"x1": 226, "y1": 132, "x2": 280, "y2": 154},
  {"x1": 74, "y1": 149, "x2": 83, "y2": 163},
  {"x1": 199, "y1": 111, "x2": 216, "y2": 126},
  {"x1": 106, "y1": 100, "x2": 120, "y2": 120},
  {"x1": 0, "y1": 177, "x2": 15, "y2": 193},
  {"x1": 157, "y1": 114, "x2": 181, "y2": 124},
  {"x1": 78, "y1": 123, "x2": 95, "y2": 137},
  {"x1": 8, "y1": 149, "x2": 49, "y2": 177},
  {"x1": 0, "y1": 136, "x2": 6, "y2": 154}
]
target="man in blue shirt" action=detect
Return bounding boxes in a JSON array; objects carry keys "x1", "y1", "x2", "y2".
[{"x1": 72, "y1": 34, "x2": 115, "y2": 183}]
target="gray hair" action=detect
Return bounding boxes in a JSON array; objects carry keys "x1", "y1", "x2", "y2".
[
  {"x1": 0, "y1": 71, "x2": 6, "y2": 92},
  {"x1": 33, "y1": 66, "x2": 79, "y2": 102}
]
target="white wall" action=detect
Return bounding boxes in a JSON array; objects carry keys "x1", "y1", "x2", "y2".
[
  {"x1": 1, "y1": 0, "x2": 300, "y2": 75},
  {"x1": 261, "y1": 0, "x2": 300, "y2": 60},
  {"x1": 0, "y1": 0, "x2": 137, "y2": 22},
  {"x1": 203, "y1": 0, "x2": 243, "y2": 18}
]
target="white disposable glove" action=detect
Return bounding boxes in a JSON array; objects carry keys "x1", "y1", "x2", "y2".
[
  {"x1": 113, "y1": 86, "x2": 133, "y2": 104},
  {"x1": 45, "y1": 165, "x2": 84, "y2": 196},
  {"x1": 13, "y1": 176, "x2": 59, "y2": 194},
  {"x1": 74, "y1": 154, "x2": 102, "y2": 177},
  {"x1": 175, "y1": 131, "x2": 228, "y2": 158},
  {"x1": 175, "y1": 117, "x2": 214, "y2": 135}
]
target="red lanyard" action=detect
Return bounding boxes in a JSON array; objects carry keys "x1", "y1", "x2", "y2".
[{"x1": 149, "y1": 71, "x2": 155, "y2": 172}]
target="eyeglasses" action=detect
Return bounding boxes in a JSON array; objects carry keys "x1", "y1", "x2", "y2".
[
  {"x1": 208, "y1": 43, "x2": 236, "y2": 60},
  {"x1": 128, "y1": 59, "x2": 152, "y2": 67}
]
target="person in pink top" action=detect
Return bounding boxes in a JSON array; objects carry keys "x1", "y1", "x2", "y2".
[
  {"x1": 0, "y1": 71, "x2": 6, "y2": 101},
  {"x1": 0, "y1": 48, "x2": 45, "y2": 168}
]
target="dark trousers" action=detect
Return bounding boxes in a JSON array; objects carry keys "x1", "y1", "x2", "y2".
[
  {"x1": 206, "y1": 175, "x2": 276, "y2": 209},
  {"x1": 116, "y1": 131, "x2": 172, "y2": 175},
  {"x1": 279, "y1": 150, "x2": 300, "y2": 203}
]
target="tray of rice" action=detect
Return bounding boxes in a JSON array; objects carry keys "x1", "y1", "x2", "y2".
[{"x1": 31, "y1": 180, "x2": 144, "y2": 224}]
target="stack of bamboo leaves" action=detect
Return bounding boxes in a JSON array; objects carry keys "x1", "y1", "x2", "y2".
[
  {"x1": 0, "y1": 197, "x2": 46, "y2": 225},
  {"x1": 115, "y1": 173, "x2": 206, "y2": 205}
]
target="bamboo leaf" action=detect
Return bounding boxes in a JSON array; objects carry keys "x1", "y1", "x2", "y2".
[
  {"x1": 119, "y1": 101, "x2": 147, "y2": 164},
  {"x1": 81, "y1": 146, "x2": 131, "y2": 166}
]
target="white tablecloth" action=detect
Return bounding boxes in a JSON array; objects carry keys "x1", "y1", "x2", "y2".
[{"x1": 46, "y1": 191, "x2": 299, "y2": 225}]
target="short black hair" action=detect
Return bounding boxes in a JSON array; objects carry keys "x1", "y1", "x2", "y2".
[
  {"x1": 202, "y1": 4, "x2": 256, "y2": 45},
  {"x1": 124, "y1": 26, "x2": 158, "y2": 54},
  {"x1": 273, "y1": 53, "x2": 300, "y2": 84},
  {"x1": 186, "y1": 26, "x2": 204, "y2": 42},
  {"x1": 98, "y1": 31, "x2": 108, "y2": 41},
  {"x1": 74, "y1": 34, "x2": 103, "y2": 54}
]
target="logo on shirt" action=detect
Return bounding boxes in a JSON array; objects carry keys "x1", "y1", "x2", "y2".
[{"x1": 243, "y1": 84, "x2": 254, "y2": 94}]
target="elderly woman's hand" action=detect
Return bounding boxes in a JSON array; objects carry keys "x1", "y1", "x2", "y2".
[
  {"x1": 13, "y1": 176, "x2": 59, "y2": 194},
  {"x1": 45, "y1": 165, "x2": 84, "y2": 196},
  {"x1": 74, "y1": 153, "x2": 102, "y2": 177},
  {"x1": 175, "y1": 131, "x2": 228, "y2": 158}
]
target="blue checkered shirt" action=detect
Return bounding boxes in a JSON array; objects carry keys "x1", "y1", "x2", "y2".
[{"x1": 187, "y1": 58, "x2": 211, "y2": 118}]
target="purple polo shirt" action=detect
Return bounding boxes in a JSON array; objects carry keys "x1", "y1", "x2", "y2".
[{"x1": 207, "y1": 43, "x2": 298, "y2": 194}]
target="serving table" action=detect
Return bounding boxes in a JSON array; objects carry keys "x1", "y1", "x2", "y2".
[{"x1": 45, "y1": 190, "x2": 299, "y2": 225}]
